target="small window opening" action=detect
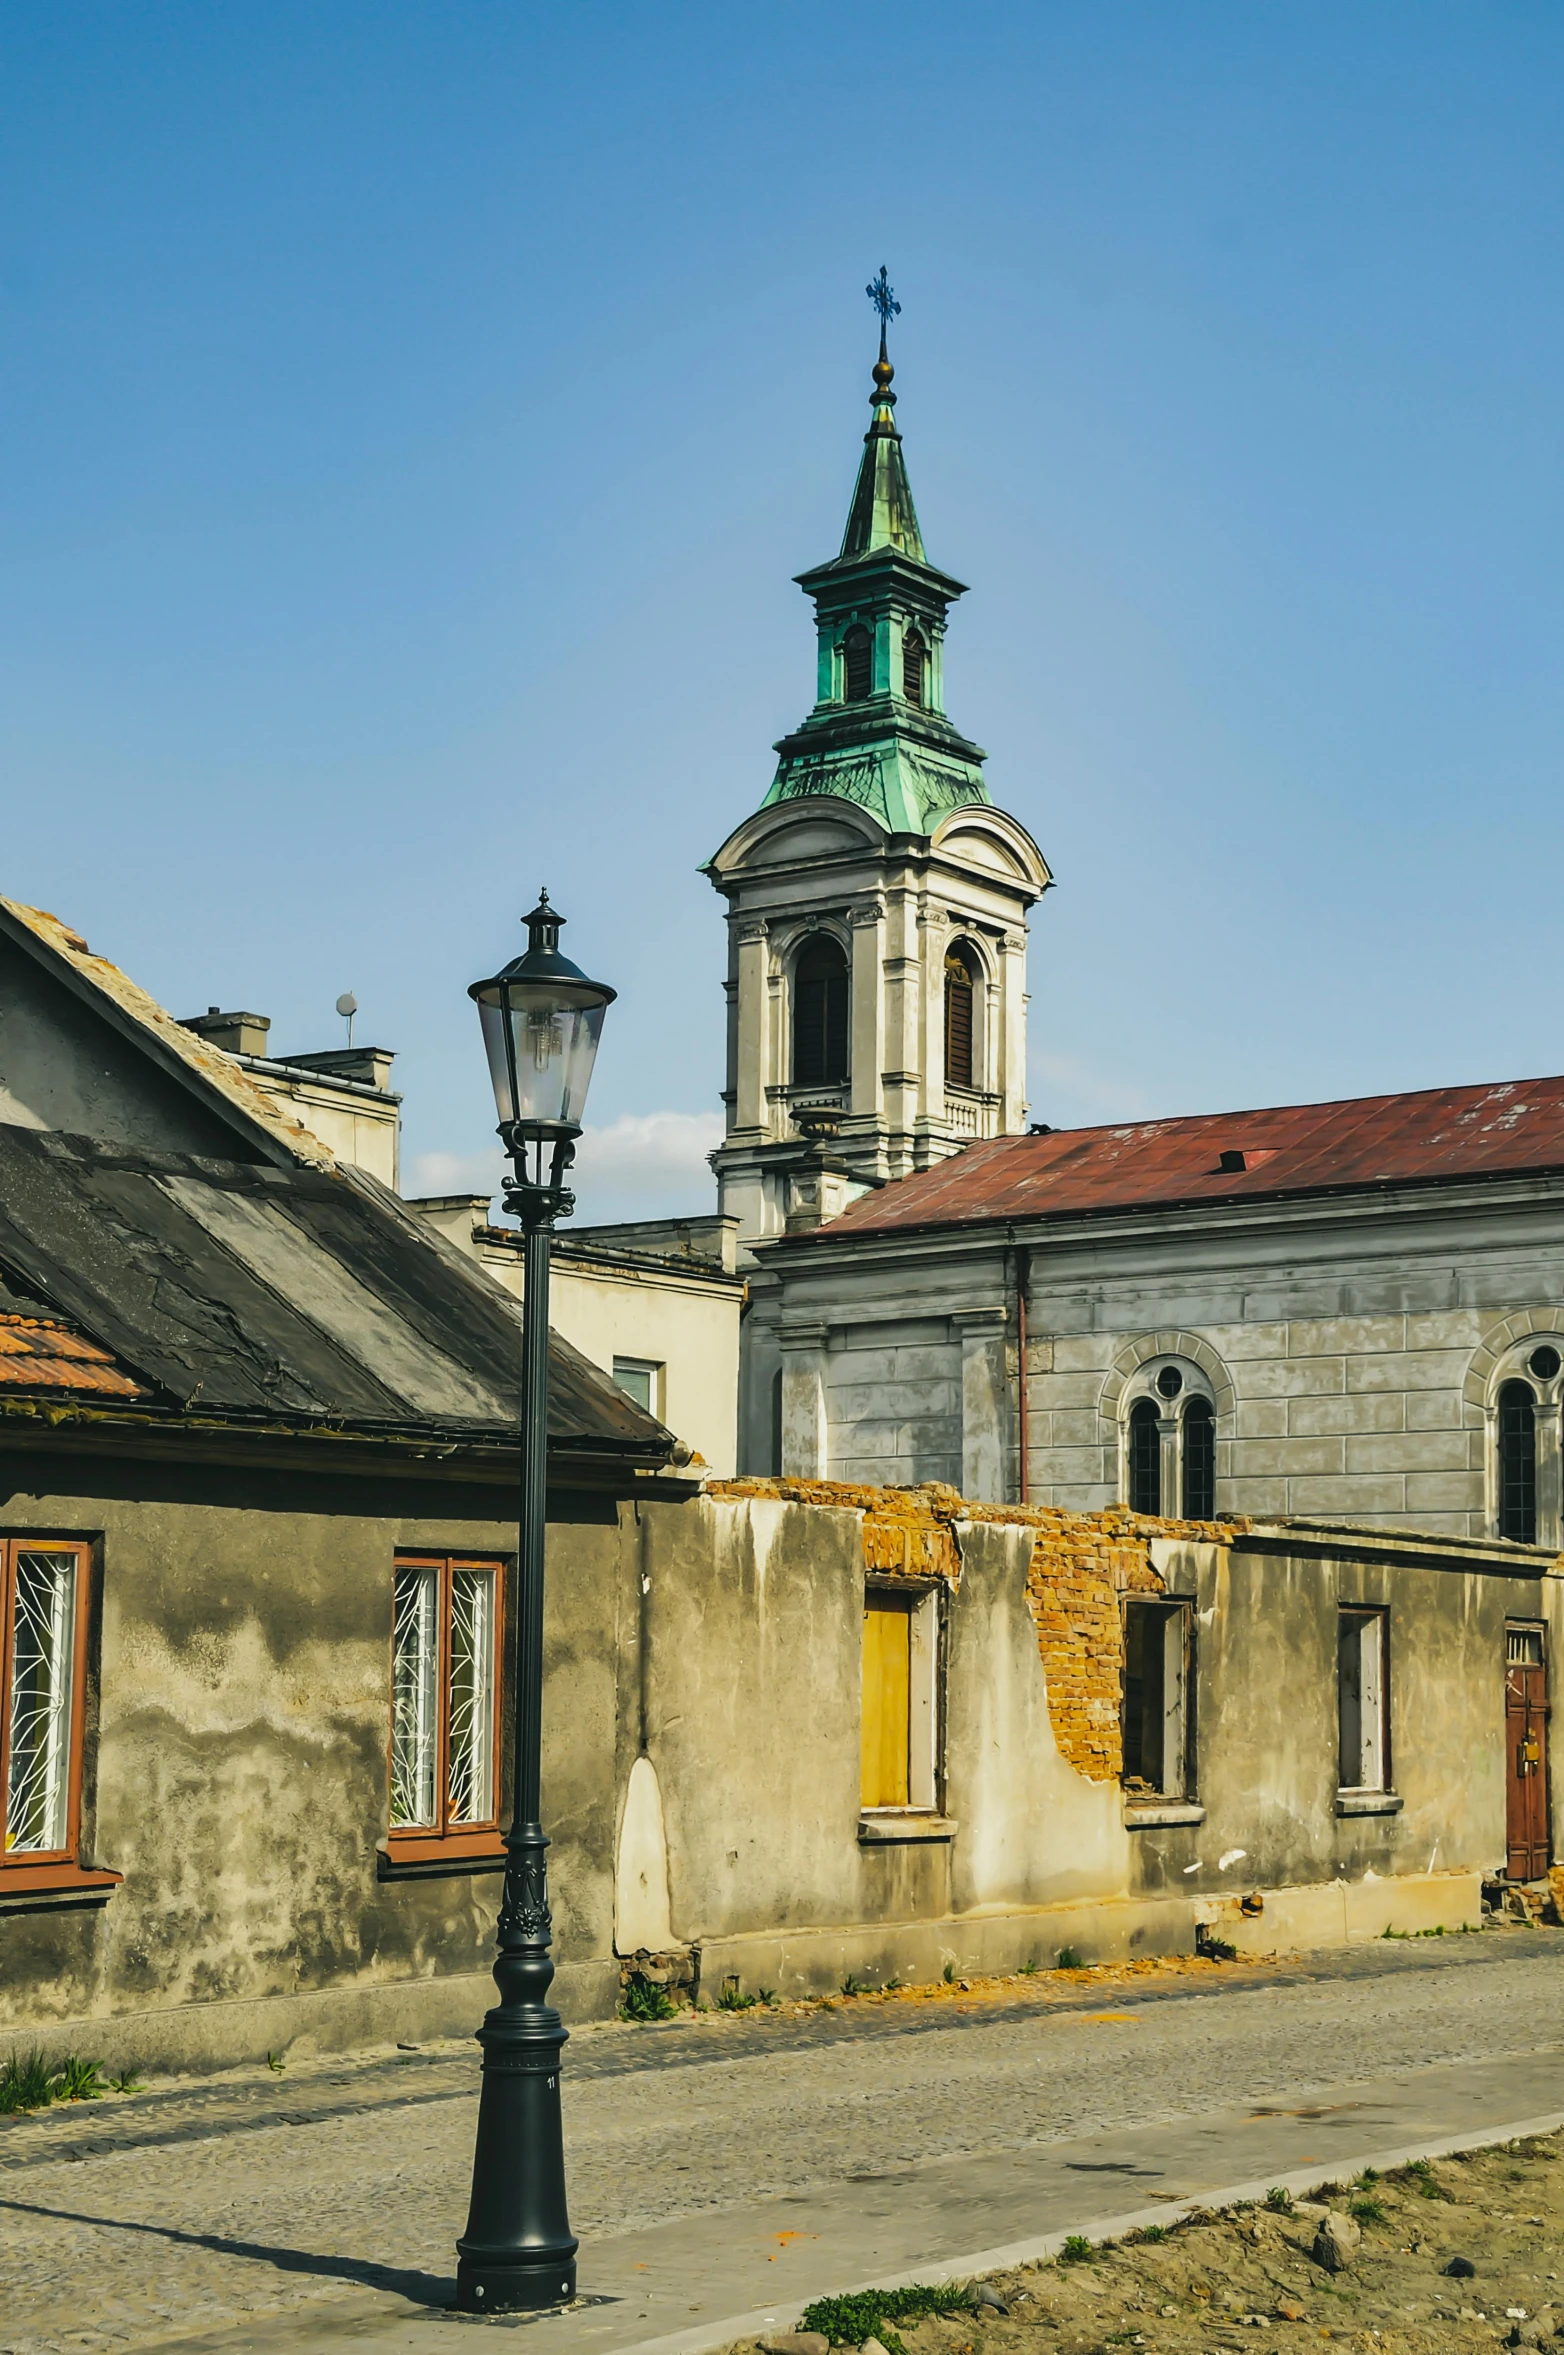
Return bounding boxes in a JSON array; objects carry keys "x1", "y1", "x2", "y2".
[
  {"x1": 1338, "y1": 1607, "x2": 1388, "y2": 1792},
  {"x1": 902, "y1": 628, "x2": 926, "y2": 706},
  {"x1": 1182, "y1": 1396, "x2": 1215, "y2": 1519},
  {"x1": 1156, "y1": 1364, "x2": 1184, "y2": 1399},
  {"x1": 792, "y1": 935, "x2": 850, "y2": 1087},
  {"x1": 843, "y1": 626, "x2": 872, "y2": 702},
  {"x1": 1509, "y1": 1625, "x2": 1545, "y2": 1667},
  {"x1": 943, "y1": 944, "x2": 976, "y2": 1091},
  {"x1": 1499, "y1": 1380, "x2": 1538, "y2": 1544},
  {"x1": 1122, "y1": 1599, "x2": 1187, "y2": 1798},
  {"x1": 613, "y1": 1357, "x2": 663, "y2": 1416},
  {"x1": 1531, "y1": 1345, "x2": 1562, "y2": 1382},
  {"x1": 1128, "y1": 1397, "x2": 1162, "y2": 1515}
]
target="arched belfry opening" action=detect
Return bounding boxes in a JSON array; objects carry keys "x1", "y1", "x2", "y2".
[
  {"x1": 943, "y1": 941, "x2": 979, "y2": 1091},
  {"x1": 792, "y1": 935, "x2": 849, "y2": 1088}
]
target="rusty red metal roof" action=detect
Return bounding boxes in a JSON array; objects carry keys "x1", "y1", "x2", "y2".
[
  {"x1": 815, "y1": 1075, "x2": 1564, "y2": 1241},
  {"x1": 0, "y1": 1315, "x2": 142, "y2": 1398}
]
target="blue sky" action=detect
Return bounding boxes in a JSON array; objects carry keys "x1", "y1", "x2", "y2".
[{"x1": 4, "y1": 4, "x2": 1563, "y2": 1219}]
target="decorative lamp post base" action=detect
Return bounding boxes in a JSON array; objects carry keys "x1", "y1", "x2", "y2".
[{"x1": 453, "y1": 1824, "x2": 579, "y2": 2312}]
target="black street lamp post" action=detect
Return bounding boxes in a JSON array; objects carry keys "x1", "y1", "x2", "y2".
[{"x1": 454, "y1": 892, "x2": 615, "y2": 2314}]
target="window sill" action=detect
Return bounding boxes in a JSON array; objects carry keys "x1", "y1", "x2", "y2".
[
  {"x1": 0, "y1": 1863, "x2": 122, "y2": 1912},
  {"x1": 378, "y1": 1835, "x2": 508, "y2": 1881},
  {"x1": 857, "y1": 1811, "x2": 958, "y2": 1846},
  {"x1": 1124, "y1": 1802, "x2": 1206, "y2": 1828},
  {"x1": 1335, "y1": 1791, "x2": 1404, "y2": 1818}
]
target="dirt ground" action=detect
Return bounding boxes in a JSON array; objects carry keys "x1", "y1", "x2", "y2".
[{"x1": 740, "y1": 2131, "x2": 1564, "y2": 2353}]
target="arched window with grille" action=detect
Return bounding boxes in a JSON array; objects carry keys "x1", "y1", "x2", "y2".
[
  {"x1": 903, "y1": 627, "x2": 926, "y2": 706},
  {"x1": 944, "y1": 942, "x2": 978, "y2": 1091},
  {"x1": 842, "y1": 625, "x2": 872, "y2": 702},
  {"x1": 1498, "y1": 1379, "x2": 1538, "y2": 1544},
  {"x1": 1182, "y1": 1396, "x2": 1215, "y2": 1519},
  {"x1": 1128, "y1": 1398, "x2": 1162, "y2": 1515},
  {"x1": 792, "y1": 935, "x2": 850, "y2": 1088}
]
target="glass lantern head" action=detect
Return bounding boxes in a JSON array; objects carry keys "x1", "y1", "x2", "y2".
[{"x1": 469, "y1": 893, "x2": 616, "y2": 1138}]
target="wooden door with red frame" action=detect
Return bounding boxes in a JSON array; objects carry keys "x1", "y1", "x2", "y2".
[{"x1": 1506, "y1": 1624, "x2": 1550, "y2": 1881}]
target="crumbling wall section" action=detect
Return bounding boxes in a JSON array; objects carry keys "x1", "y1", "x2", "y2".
[{"x1": 707, "y1": 1478, "x2": 1242, "y2": 1786}]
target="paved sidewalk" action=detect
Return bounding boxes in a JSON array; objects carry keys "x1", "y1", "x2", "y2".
[
  {"x1": 3, "y1": 1931, "x2": 1563, "y2": 2355},
  {"x1": 153, "y1": 2046, "x2": 1564, "y2": 2355}
]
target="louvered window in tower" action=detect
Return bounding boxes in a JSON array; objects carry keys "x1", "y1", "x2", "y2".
[
  {"x1": 1499, "y1": 1381, "x2": 1538, "y2": 1544},
  {"x1": 944, "y1": 944, "x2": 976, "y2": 1091},
  {"x1": 842, "y1": 626, "x2": 872, "y2": 702},
  {"x1": 903, "y1": 628, "x2": 926, "y2": 706},
  {"x1": 793, "y1": 936, "x2": 849, "y2": 1087}
]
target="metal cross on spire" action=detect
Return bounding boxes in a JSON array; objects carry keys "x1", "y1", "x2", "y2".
[{"x1": 866, "y1": 265, "x2": 901, "y2": 350}]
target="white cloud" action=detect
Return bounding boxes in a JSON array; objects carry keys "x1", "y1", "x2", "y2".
[
  {"x1": 571, "y1": 1110, "x2": 724, "y2": 1223},
  {"x1": 409, "y1": 1110, "x2": 723, "y2": 1228}
]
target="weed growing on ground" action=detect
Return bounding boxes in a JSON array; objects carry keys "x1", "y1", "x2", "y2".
[
  {"x1": 715, "y1": 1981, "x2": 757, "y2": 2012},
  {"x1": 1265, "y1": 2186, "x2": 1293, "y2": 2211},
  {"x1": 1059, "y1": 2234, "x2": 1094, "y2": 2263},
  {"x1": 55, "y1": 2056, "x2": 103, "y2": 2102},
  {"x1": 0, "y1": 2050, "x2": 59, "y2": 2114},
  {"x1": 942, "y1": 1961, "x2": 956, "y2": 1983},
  {"x1": 620, "y1": 1975, "x2": 677, "y2": 2023},
  {"x1": 1349, "y1": 2195, "x2": 1388, "y2": 2224},
  {"x1": 1136, "y1": 2223, "x2": 1168, "y2": 2242},
  {"x1": 758, "y1": 1987, "x2": 778, "y2": 2007},
  {"x1": 799, "y1": 2283, "x2": 968, "y2": 2350},
  {"x1": 0, "y1": 2049, "x2": 108, "y2": 2115},
  {"x1": 1392, "y1": 2156, "x2": 1455, "y2": 2201},
  {"x1": 840, "y1": 1972, "x2": 865, "y2": 1998},
  {"x1": 1017, "y1": 1957, "x2": 1038, "y2": 1974},
  {"x1": 265, "y1": 2051, "x2": 286, "y2": 2074},
  {"x1": 884, "y1": 1976, "x2": 903, "y2": 1994},
  {"x1": 1056, "y1": 1946, "x2": 1084, "y2": 1969},
  {"x1": 108, "y1": 2069, "x2": 142, "y2": 2095}
]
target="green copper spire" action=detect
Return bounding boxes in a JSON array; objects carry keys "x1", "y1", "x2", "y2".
[
  {"x1": 839, "y1": 270, "x2": 926, "y2": 562},
  {"x1": 758, "y1": 272, "x2": 991, "y2": 837}
]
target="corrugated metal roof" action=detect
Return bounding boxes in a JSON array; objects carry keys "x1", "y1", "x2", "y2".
[
  {"x1": 814, "y1": 1075, "x2": 1564, "y2": 1241},
  {"x1": 0, "y1": 1125, "x2": 672, "y2": 1458}
]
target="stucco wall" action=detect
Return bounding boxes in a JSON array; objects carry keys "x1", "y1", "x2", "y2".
[
  {"x1": 1133, "y1": 1533, "x2": 1562, "y2": 1909},
  {"x1": 0, "y1": 1459, "x2": 623, "y2": 2057},
  {"x1": 3, "y1": 1464, "x2": 1550, "y2": 2066}
]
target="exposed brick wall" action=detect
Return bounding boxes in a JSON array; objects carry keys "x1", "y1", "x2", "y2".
[{"x1": 705, "y1": 1478, "x2": 1242, "y2": 1785}]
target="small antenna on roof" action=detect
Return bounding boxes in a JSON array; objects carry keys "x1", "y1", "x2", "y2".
[{"x1": 335, "y1": 991, "x2": 358, "y2": 1048}]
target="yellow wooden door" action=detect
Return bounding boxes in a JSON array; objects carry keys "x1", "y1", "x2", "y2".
[{"x1": 860, "y1": 1594, "x2": 912, "y2": 1807}]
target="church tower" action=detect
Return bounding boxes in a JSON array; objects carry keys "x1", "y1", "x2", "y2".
[{"x1": 705, "y1": 277, "x2": 1051, "y2": 1262}]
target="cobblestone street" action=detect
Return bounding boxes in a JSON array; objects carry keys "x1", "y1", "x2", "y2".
[{"x1": 4, "y1": 1935, "x2": 1564, "y2": 2355}]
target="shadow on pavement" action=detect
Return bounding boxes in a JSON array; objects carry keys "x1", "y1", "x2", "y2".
[{"x1": 0, "y1": 2192, "x2": 455, "y2": 2312}]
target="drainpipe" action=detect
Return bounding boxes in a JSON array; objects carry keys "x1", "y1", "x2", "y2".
[{"x1": 1015, "y1": 1243, "x2": 1031, "y2": 1505}]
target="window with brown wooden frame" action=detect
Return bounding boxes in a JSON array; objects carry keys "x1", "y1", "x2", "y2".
[
  {"x1": 387, "y1": 1554, "x2": 505, "y2": 1864},
  {"x1": 0, "y1": 1537, "x2": 115, "y2": 1896}
]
